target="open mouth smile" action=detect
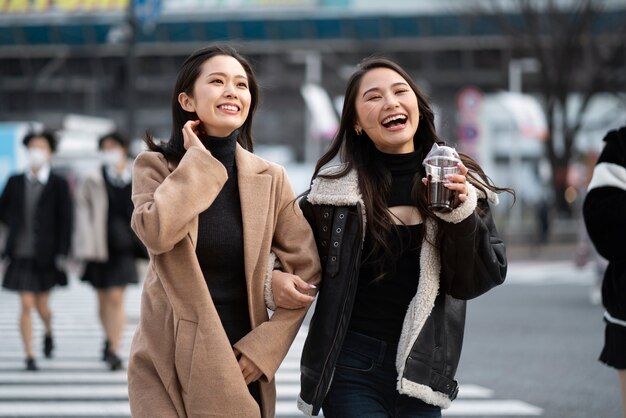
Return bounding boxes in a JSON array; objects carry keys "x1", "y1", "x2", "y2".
[
  {"x1": 218, "y1": 104, "x2": 240, "y2": 113},
  {"x1": 381, "y1": 113, "x2": 408, "y2": 129}
]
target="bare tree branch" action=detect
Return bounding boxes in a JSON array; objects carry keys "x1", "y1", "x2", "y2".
[{"x1": 465, "y1": 0, "x2": 625, "y2": 213}]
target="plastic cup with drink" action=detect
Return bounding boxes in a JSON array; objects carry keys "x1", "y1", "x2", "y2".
[{"x1": 423, "y1": 143, "x2": 461, "y2": 213}]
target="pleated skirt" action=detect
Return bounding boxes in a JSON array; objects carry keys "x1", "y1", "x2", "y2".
[
  {"x1": 81, "y1": 255, "x2": 139, "y2": 289},
  {"x1": 2, "y1": 258, "x2": 58, "y2": 293},
  {"x1": 599, "y1": 320, "x2": 626, "y2": 370}
]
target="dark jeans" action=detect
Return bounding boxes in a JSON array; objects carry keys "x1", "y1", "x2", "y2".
[{"x1": 322, "y1": 331, "x2": 442, "y2": 418}]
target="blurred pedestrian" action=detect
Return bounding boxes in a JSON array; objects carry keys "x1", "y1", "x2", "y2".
[
  {"x1": 583, "y1": 125, "x2": 626, "y2": 418},
  {"x1": 126, "y1": 44, "x2": 320, "y2": 417},
  {"x1": 535, "y1": 195, "x2": 550, "y2": 245},
  {"x1": 73, "y1": 132, "x2": 146, "y2": 371},
  {"x1": 270, "y1": 57, "x2": 512, "y2": 417},
  {"x1": 0, "y1": 130, "x2": 72, "y2": 371}
]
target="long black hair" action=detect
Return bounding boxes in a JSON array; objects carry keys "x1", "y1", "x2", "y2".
[
  {"x1": 144, "y1": 44, "x2": 259, "y2": 161},
  {"x1": 310, "y1": 56, "x2": 513, "y2": 278}
]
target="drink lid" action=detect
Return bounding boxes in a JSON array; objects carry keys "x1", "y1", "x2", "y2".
[{"x1": 423, "y1": 142, "x2": 461, "y2": 166}]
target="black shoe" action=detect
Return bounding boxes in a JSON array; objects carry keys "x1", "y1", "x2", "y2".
[
  {"x1": 102, "y1": 339, "x2": 110, "y2": 362},
  {"x1": 25, "y1": 357, "x2": 38, "y2": 371},
  {"x1": 43, "y1": 334, "x2": 53, "y2": 359},
  {"x1": 106, "y1": 352, "x2": 123, "y2": 371}
]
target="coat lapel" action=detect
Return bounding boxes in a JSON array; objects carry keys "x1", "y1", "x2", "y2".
[{"x1": 236, "y1": 145, "x2": 272, "y2": 296}]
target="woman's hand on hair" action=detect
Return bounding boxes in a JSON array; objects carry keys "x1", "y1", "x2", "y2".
[
  {"x1": 182, "y1": 120, "x2": 205, "y2": 150},
  {"x1": 272, "y1": 270, "x2": 317, "y2": 309}
]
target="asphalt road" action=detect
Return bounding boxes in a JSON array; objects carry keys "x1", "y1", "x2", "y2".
[{"x1": 456, "y1": 261, "x2": 620, "y2": 418}]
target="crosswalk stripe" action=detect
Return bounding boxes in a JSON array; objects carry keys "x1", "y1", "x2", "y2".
[
  {"x1": 0, "y1": 332, "x2": 132, "y2": 339},
  {"x1": 275, "y1": 400, "x2": 303, "y2": 415},
  {"x1": 0, "y1": 372, "x2": 127, "y2": 384},
  {"x1": 505, "y1": 261, "x2": 595, "y2": 286},
  {"x1": 444, "y1": 400, "x2": 543, "y2": 415},
  {"x1": 275, "y1": 384, "x2": 301, "y2": 397},
  {"x1": 0, "y1": 402, "x2": 131, "y2": 416},
  {"x1": 0, "y1": 353, "x2": 128, "y2": 360},
  {"x1": 0, "y1": 379, "x2": 496, "y2": 402},
  {"x1": 0, "y1": 360, "x2": 126, "y2": 371},
  {"x1": 274, "y1": 371, "x2": 300, "y2": 382},
  {"x1": 455, "y1": 385, "x2": 494, "y2": 399},
  {"x1": 277, "y1": 359, "x2": 300, "y2": 370},
  {"x1": 0, "y1": 385, "x2": 128, "y2": 399}
]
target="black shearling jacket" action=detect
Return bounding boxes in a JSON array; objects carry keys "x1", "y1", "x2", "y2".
[{"x1": 296, "y1": 167, "x2": 507, "y2": 416}]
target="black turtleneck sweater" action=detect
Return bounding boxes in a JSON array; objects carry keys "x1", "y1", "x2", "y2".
[
  {"x1": 195, "y1": 130, "x2": 250, "y2": 346},
  {"x1": 348, "y1": 149, "x2": 425, "y2": 343}
]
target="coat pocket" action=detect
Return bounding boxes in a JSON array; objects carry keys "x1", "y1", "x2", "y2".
[{"x1": 174, "y1": 319, "x2": 197, "y2": 394}]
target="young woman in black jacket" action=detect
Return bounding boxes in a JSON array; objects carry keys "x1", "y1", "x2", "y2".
[
  {"x1": 0, "y1": 131, "x2": 72, "y2": 371},
  {"x1": 270, "y1": 57, "x2": 512, "y2": 417}
]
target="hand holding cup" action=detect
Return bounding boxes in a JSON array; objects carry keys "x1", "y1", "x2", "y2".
[{"x1": 422, "y1": 143, "x2": 468, "y2": 212}]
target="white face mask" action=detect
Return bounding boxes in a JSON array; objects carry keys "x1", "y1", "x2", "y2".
[
  {"x1": 101, "y1": 149, "x2": 124, "y2": 167},
  {"x1": 27, "y1": 148, "x2": 49, "y2": 169}
]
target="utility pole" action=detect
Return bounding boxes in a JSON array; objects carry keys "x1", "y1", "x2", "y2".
[{"x1": 125, "y1": 2, "x2": 137, "y2": 138}]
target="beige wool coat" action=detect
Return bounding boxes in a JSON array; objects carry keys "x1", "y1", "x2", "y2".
[
  {"x1": 127, "y1": 144, "x2": 321, "y2": 418},
  {"x1": 72, "y1": 168, "x2": 109, "y2": 262}
]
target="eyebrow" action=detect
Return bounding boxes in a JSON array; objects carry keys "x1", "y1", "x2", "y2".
[
  {"x1": 206, "y1": 72, "x2": 248, "y2": 80},
  {"x1": 362, "y1": 82, "x2": 409, "y2": 97}
]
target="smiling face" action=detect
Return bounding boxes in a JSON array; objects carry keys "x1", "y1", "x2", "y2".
[
  {"x1": 178, "y1": 55, "x2": 251, "y2": 138},
  {"x1": 354, "y1": 67, "x2": 420, "y2": 154}
]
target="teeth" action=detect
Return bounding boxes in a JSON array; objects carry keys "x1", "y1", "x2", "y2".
[
  {"x1": 382, "y1": 114, "x2": 407, "y2": 124},
  {"x1": 219, "y1": 105, "x2": 239, "y2": 111}
]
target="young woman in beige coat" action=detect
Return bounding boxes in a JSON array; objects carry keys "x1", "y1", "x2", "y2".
[
  {"x1": 127, "y1": 44, "x2": 320, "y2": 417},
  {"x1": 73, "y1": 133, "x2": 146, "y2": 371}
]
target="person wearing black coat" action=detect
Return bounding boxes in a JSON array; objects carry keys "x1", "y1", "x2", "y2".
[
  {"x1": 268, "y1": 58, "x2": 511, "y2": 417},
  {"x1": 0, "y1": 131, "x2": 73, "y2": 371},
  {"x1": 583, "y1": 125, "x2": 626, "y2": 418}
]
